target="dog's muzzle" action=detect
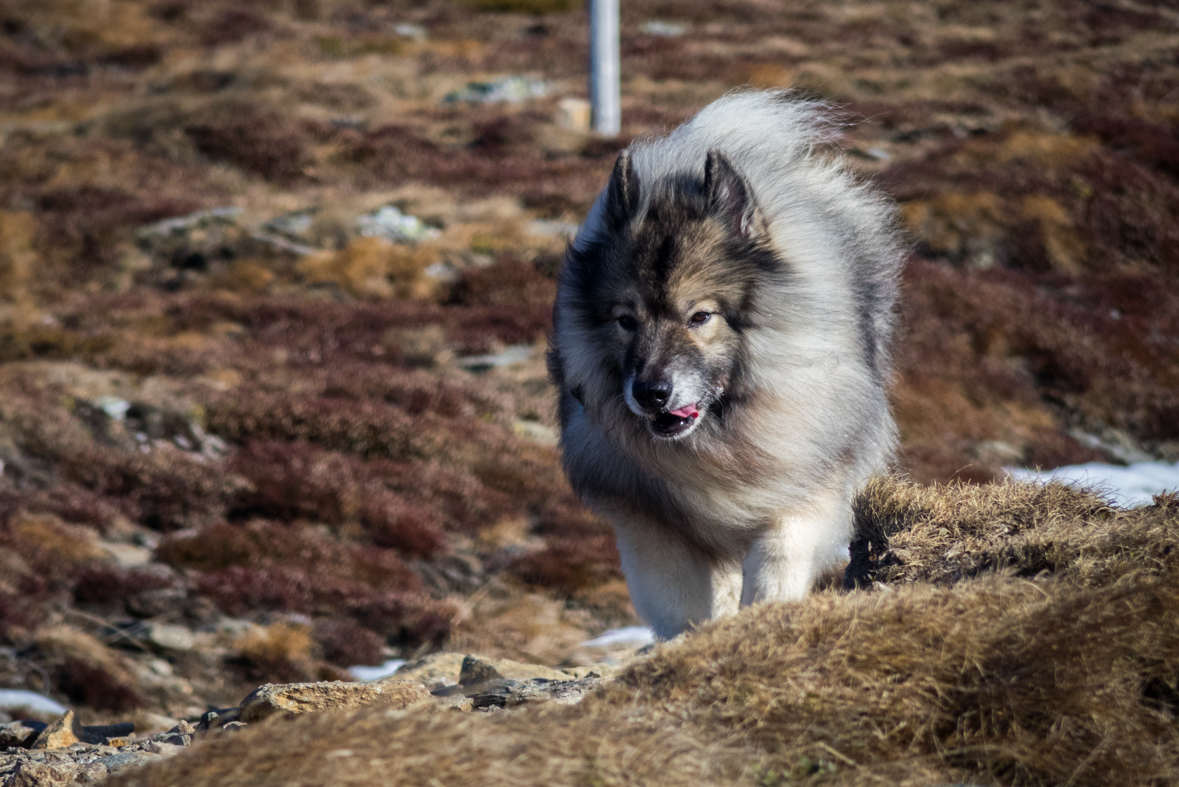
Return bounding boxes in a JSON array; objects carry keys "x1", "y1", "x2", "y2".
[{"x1": 629, "y1": 378, "x2": 701, "y2": 438}]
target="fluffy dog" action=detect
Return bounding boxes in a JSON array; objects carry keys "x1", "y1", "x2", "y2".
[{"x1": 547, "y1": 90, "x2": 904, "y2": 639}]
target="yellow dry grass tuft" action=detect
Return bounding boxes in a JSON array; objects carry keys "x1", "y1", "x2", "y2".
[
  {"x1": 0, "y1": 211, "x2": 37, "y2": 322},
  {"x1": 297, "y1": 238, "x2": 441, "y2": 300}
]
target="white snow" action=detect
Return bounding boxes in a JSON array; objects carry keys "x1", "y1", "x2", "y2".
[
  {"x1": 579, "y1": 626, "x2": 655, "y2": 650},
  {"x1": 1006, "y1": 461, "x2": 1179, "y2": 508},
  {"x1": 349, "y1": 659, "x2": 406, "y2": 682},
  {"x1": 0, "y1": 689, "x2": 68, "y2": 716}
]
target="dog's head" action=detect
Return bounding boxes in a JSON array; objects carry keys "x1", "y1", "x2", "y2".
[{"x1": 556, "y1": 148, "x2": 783, "y2": 441}]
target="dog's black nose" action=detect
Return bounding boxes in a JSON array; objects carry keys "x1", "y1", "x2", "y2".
[{"x1": 632, "y1": 379, "x2": 672, "y2": 411}]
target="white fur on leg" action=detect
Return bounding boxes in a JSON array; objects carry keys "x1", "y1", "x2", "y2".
[
  {"x1": 614, "y1": 526, "x2": 742, "y2": 640},
  {"x1": 740, "y1": 515, "x2": 825, "y2": 605}
]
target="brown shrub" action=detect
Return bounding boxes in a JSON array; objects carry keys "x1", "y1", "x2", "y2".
[
  {"x1": 344, "y1": 592, "x2": 454, "y2": 649},
  {"x1": 71, "y1": 564, "x2": 177, "y2": 607},
  {"x1": 313, "y1": 618, "x2": 383, "y2": 667},
  {"x1": 1072, "y1": 113, "x2": 1179, "y2": 180},
  {"x1": 228, "y1": 441, "x2": 446, "y2": 558},
  {"x1": 186, "y1": 112, "x2": 308, "y2": 182},
  {"x1": 62, "y1": 446, "x2": 250, "y2": 531},
  {"x1": 160, "y1": 520, "x2": 421, "y2": 592},
  {"x1": 509, "y1": 535, "x2": 621, "y2": 596},
  {"x1": 461, "y1": 0, "x2": 579, "y2": 13},
  {"x1": 446, "y1": 256, "x2": 557, "y2": 308},
  {"x1": 159, "y1": 517, "x2": 441, "y2": 648},
  {"x1": 205, "y1": 391, "x2": 442, "y2": 461},
  {"x1": 894, "y1": 258, "x2": 1179, "y2": 480},
  {"x1": 319, "y1": 364, "x2": 508, "y2": 419},
  {"x1": 35, "y1": 186, "x2": 198, "y2": 274},
  {"x1": 0, "y1": 210, "x2": 35, "y2": 309},
  {"x1": 198, "y1": 7, "x2": 273, "y2": 47},
  {"x1": 1076, "y1": 151, "x2": 1179, "y2": 274}
]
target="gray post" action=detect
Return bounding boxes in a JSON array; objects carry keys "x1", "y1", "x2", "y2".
[{"x1": 589, "y1": 0, "x2": 620, "y2": 135}]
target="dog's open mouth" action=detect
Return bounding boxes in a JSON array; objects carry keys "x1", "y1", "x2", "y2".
[{"x1": 650, "y1": 403, "x2": 700, "y2": 437}]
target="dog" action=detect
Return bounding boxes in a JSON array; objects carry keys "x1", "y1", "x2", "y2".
[{"x1": 547, "y1": 90, "x2": 905, "y2": 639}]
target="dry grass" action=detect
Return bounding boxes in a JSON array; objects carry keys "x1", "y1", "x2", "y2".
[
  {"x1": 847, "y1": 476, "x2": 1179, "y2": 589},
  {"x1": 112, "y1": 479, "x2": 1179, "y2": 786}
]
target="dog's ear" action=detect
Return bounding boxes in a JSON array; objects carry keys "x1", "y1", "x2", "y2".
[
  {"x1": 604, "y1": 150, "x2": 640, "y2": 230},
  {"x1": 704, "y1": 149, "x2": 765, "y2": 241}
]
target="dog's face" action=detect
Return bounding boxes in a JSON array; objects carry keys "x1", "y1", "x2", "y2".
[{"x1": 560, "y1": 149, "x2": 782, "y2": 441}]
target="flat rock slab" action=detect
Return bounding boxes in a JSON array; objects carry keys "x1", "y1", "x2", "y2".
[
  {"x1": 377, "y1": 653, "x2": 613, "y2": 694},
  {"x1": 458, "y1": 655, "x2": 576, "y2": 686},
  {"x1": 467, "y1": 676, "x2": 604, "y2": 710},
  {"x1": 239, "y1": 680, "x2": 432, "y2": 723}
]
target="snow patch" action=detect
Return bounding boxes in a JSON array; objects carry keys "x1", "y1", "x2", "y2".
[
  {"x1": 579, "y1": 626, "x2": 655, "y2": 650},
  {"x1": 1007, "y1": 461, "x2": 1179, "y2": 508},
  {"x1": 0, "y1": 690, "x2": 68, "y2": 716},
  {"x1": 349, "y1": 659, "x2": 406, "y2": 682}
]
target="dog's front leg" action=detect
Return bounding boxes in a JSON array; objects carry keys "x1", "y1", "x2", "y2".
[
  {"x1": 740, "y1": 515, "x2": 826, "y2": 606},
  {"x1": 614, "y1": 524, "x2": 741, "y2": 640}
]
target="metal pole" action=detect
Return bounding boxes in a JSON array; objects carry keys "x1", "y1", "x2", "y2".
[{"x1": 589, "y1": 0, "x2": 620, "y2": 135}]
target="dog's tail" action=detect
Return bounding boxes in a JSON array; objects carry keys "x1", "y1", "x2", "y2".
[{"x1": 630, "y1": 89, "x2": 841, "y2": 188}]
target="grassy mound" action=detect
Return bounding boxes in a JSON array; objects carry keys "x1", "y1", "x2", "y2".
[{"x1": 110, "y1": 478, "x2": 1179, "y2": 786}]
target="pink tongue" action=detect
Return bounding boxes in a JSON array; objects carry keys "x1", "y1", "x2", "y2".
[{"x1": 668, "y1": 404, "x2": 699, "y2": 419}]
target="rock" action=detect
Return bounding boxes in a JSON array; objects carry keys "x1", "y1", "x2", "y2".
[
  {"x1": 382, "y1": 653, "x2": 467, "y2": 690},
  {"x1": 640, "y1": 19, "x2": 687, "y2": 36},
  {"x1": 511, "y1": 419, "x2": 558, "y2": 446},
  {"x1": 443, "y1": 76, "x2": 546, "y2": 105},
  {"x1": 434, "y1": 695, "x2": 473, "y2": 712},
  {"x1": 29, "y1": 710, "x2": 83, "y2": 750},
  {"x1": 98, "y1": 541, "x2": 153, "y2": 568},
  {"x1": 468, "y1": 676, "x2": 604, "y2": 710},
  {"x1": 94, "y1": 750, "x2": 152, "y2": 774},
  {"x1": 356, "y1": 205, "x2": 439, "y2": 243},
  {"x1": 454, "y1": 344, "x2": 533, "y2": 371},
  {"x1": 195, "y1": 707, "x2": 240, "y2": 732},
  {"x1": 144, "y1": 623, "x2": 195, "y2": 651},
  {"x1": 2, "y1": 760, "x2": 80, "y2": 787},
  {"x1": 70, "y1": 761, "x2": 109, "y2": 784},
  {"x1": 0, "y1": 720, "x2": 46, "y2": 750},
  {"x1": 238, "y1": 680, "x2": 432, "y2": 723},
  {"x1": 142, "y1": 740, "x2": 185, "y2": 756},
  {"x1": 457, "y1": 655, "x2": 577, "y2": 687},
  {"x1": 136, "y1": 207, "x2": 242, "y2": 243},
  {"x1": 167, "y1": 720, "x2": 196, "y2": 735},
  {"x1": 555, "y1": 97, "x2": 591, "y2": 132}
]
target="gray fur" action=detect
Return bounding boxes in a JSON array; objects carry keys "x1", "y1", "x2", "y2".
[{"x1": 548, "y1": 90, "x2": 905, "y2": 639}]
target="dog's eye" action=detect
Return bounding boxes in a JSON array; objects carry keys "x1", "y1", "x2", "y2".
[
  {"x1": 617, "y1": 314, "x2": 637, "y2": 331},
  {"x1": 689, "y1": 311, "x2": 712, "y2": 326}
]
